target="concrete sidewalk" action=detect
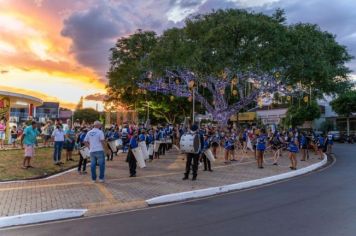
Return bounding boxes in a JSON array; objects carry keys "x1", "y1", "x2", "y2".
[{"x1": 0, "y1": 147, "x2": 322, "y2": 218}]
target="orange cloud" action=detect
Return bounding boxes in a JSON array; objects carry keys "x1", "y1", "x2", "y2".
[{"x1": 0, "y1": 1, "x2": 107, "y2": 106}]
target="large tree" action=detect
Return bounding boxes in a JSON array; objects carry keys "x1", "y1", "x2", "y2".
[
  {"x1": 107, "y1": 30, "x2": 193, "y2": 124},
  {"x1": 107, "y1": 9, "x2": 353, "y2": 124},
  {"x1": 330, "y1": 91, "x2": 356, "y2": 135}
]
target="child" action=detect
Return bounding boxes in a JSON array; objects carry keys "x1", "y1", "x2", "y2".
[{"x1": 11, "y1": 126, "x2": 18, "y2": 148}]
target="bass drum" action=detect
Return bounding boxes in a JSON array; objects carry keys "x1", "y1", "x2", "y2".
[
  {"x1": 204, "y1": 149, "x2": 215, "y2": 162},
  {"x1": 180, "y1": 134, "x2": 200, "y2": 154},
  {"x1": 115, "y1": 139, "x2": 123, "y2": 148},
  {"x1": 139, "y1": 141, "x2": 149, "y2": 160},
  {"x1": 132, "y1": 147, "x2": 146, "y2": 168}
]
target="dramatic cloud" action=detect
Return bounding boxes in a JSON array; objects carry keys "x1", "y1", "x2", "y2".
[{"x1": 60, "y1": 0, "x2": 356, "y2": 78}]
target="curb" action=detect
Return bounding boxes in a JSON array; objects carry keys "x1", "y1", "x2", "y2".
[
  {"x1": 146, "y1": 154, "x2": 328, "y2": 205},
  {"x1": 0, "y1": 209, "x2": 87, "y2": 228}
]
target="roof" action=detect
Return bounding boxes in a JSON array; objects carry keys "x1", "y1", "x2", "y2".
[{"x1": 0, "y1": 90, "x2": 43, "y2": 107}]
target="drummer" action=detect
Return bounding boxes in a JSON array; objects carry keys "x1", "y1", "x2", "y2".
[
  {"x1": 201, "y1": 134, "x2": 213, "y2": 172},
  {"x1": 146, "y1": 129, "x2": 155, "y2": 161},
  {"x1": 77, "y1": 128, "x2": 88, "y2": 174},
  {"x1": 138, "y1": 129, "x2": 146, "y2": 143},
  {"x1": 105, "y1": 127, "x2": 116, "y2": 161},
  {"x1": 182, "y1": 124, "x2": 204, "y2": 181},
  {"x1": 126, "y1": 130, "x2": 139, "y2": 177},
  {"x1": 210, "y1": 130, "x2": 220, "y2": 159},
  {"x1": 153, "y1": 128, "x2": 160, "y2": 159}
]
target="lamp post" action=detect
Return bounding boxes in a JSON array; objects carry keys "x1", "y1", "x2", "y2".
[{"x1": 192, "y1": 87, "x2": 195, "y2": 123}]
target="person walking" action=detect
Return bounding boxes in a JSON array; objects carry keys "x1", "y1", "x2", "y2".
[
  {"x1": 20, "y1": 121, "x2": 39, "y2": 169},
  {"x1": 84, "y1": 121, "x2": 106, "y2": 183},
  {"x1": 52, "y1": 124, "x2": 65, "y2": 165}
]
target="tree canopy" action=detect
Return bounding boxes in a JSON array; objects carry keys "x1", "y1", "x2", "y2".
[
  {"x1": 330, "y1": 91, "x2": 356, "y2": 117},
  {"x1": 107, "y1": 9, "x2": 353, "y2": 124},
  {"x1": 73, "y1": 108, "x2": 100, "y2": 124},
  {"x1": 283, "y1": 101, "x2": 321, "y2": 127}
]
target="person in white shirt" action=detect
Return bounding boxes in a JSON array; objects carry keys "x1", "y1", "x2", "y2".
[
  {"x1": 52, "y1": 124, "x2": 65, "y2": 165},
  {"x1": 84, "y1": 121, "x2": 106, "y2": 183}
]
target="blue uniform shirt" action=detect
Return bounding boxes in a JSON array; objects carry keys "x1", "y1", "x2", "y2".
[
  {"x1": 129, "y1": 136, "x2": 139, "y2": 149},
  {"x1": 138, "y1": 134, "x2": 146, "y2": 142},
  {"x1": 256, "y1": 134, "x2": 267, "y2": 151}
]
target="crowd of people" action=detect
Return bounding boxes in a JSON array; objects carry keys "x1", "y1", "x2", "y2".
[{"x1": 0, "y1": 116, "x2": 335, "y2": 183}]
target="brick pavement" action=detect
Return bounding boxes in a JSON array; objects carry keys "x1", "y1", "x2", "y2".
[{"x1": 0, "y1": 146, "x2": 321, "y2": 217}]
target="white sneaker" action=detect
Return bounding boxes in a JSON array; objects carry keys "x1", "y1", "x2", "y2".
[
  {"x1": 99, "y1": 179, "x2": 105, "y2": 183},
  {"x1": 92, "y1": 180, "x2": 96, "y2": 183}
]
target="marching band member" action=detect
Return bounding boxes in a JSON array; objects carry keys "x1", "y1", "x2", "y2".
[
  {"x1": 210, "y1": 130, "x2": 220, "y2": 159},
  {"x1": 158, "y1": 126, "x2": 166, "y2": 156},
  {"x1": 77, "y1": 128, "x2": 88, "y2": 174},
  {"x1": 270, "y1": 131, "x2": 283, "y2": 165},
  {"x1": 287, "y1": 131, "x2": 299, "y2": 170},
  {"x1": 105, "y1": 127, "x2": 115, "y2": 161},
  {"x1": 256, "y1": 129, "x2": 267, "y2": 169},
  {"x1": 300, "y1": 132, "x2": 309, "y2": 161},
  {"x1": 201, "y1": 134, "x2": 213, "y2": 172},
  {"x1": 182, "y1": 124, "x2": 204, "y2": 181},
  {"x1": 316, "y1": 134, "x2": 326, "y2": 160},
  {"x1": 126, "y1": 130, "x2": 139, "y2": 177},
  {"x1": 147, "y1": 130, "x2": 155, "y2": 161},
  {"x1": 326, "y1": 133, "x2": 334, "y2": 154},
  {"x1": 154, "y1": 128, "x2": 160, "y2": 159},
  {"x1": 224, "y1": 133, "x2": 235, "y2": 164}
]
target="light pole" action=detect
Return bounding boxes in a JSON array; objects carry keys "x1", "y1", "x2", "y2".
[{"x1": 192, "y1": 87, "x2": 195, "y2": 123}]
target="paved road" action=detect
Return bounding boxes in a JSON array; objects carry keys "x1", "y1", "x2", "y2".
[{"x1": 2, "y1": 144, "x2": 355, "y2": 236}]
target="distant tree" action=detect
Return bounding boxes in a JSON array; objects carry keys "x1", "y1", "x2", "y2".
[
  {"x1": 330, "y1": 91, "x2": 356, "y2": 135},
  {"x1": 73, "y1": 108, "x2": 100, "y2": 124},
  {"x1": 284, "y1": 101, "x2": 321, "y2": 127}
]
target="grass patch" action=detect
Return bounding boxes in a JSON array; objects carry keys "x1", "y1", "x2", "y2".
[{"x1": 0, "y1": 148, "x2": 80, "y2": 181}]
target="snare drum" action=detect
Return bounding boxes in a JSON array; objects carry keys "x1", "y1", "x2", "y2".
[
  {"x1": 108, "y1": 140, "x2": 118, "y2": 153},
  {"x1": 115, "y1": 139, "x2": 123, "y2": 148},
  {"x1": 204, "y1": 149, "x2": 215, "y2": 162},
  {"x1": 179, "y1": 133, "x2": 201, "y2": 154},
  {"x1": 79, "y1": 147, "x2": 90, "y2": 159}
]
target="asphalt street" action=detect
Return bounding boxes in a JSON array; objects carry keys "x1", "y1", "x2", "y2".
[{"x1": 2, "y1": 144, "x2": 356, "y2": 236}]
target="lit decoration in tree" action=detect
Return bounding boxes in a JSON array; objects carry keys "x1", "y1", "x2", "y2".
[{"x1": 138, "y1": 69, "x2": 302, "y2": 124}]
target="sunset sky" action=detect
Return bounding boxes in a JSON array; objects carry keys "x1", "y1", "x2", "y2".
[{"x1": 0, "y1": 0, "x2": 355, "y2": 109}]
